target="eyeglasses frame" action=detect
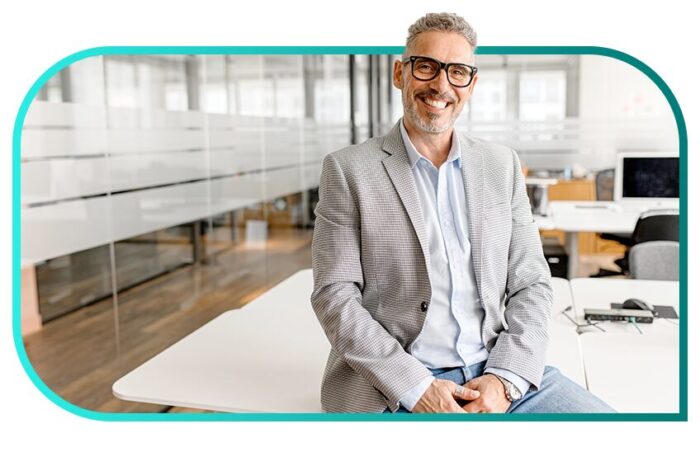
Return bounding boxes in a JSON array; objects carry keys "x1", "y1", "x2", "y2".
[{"x1": 401, "y1": 55, "x2": 478, "y2": 88}]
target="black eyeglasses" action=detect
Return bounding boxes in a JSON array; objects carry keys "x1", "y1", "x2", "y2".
[{"x1": 402, "y1": 55, "x2": 477, "y2": 88}]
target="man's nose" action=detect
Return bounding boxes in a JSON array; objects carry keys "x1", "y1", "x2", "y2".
[{"x1": 428, "y1": 68, "x2": 453, "y2": 95}]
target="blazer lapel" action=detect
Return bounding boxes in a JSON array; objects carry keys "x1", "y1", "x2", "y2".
[
  {"x1": 381, "y1": 123, "x2": 431, "y2": 281},
  {"x1": 459, "y1": 134, "x2": 485, "y2": 299}
]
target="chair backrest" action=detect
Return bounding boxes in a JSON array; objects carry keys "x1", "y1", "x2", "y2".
[
  {"x1": 631, "y1": 209, "x2": 679, "y2": 244},
  {"x1": 629, "y1": 241, "x2": 679, "y2": 281},
  {"x1": 595, "y1": 168, "x2": 615, "y2": 201}
]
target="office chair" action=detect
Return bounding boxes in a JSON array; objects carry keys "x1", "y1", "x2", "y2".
[
  {"x1": 610, "y1": 209, "x2": 679, "y2": 275},
  {"x1": 629, "y1": 209, "x2": 679, "y2": 243},
  {"x1": 629, "y1": 241, "x2": 679, "y2": 281},
  {"x1": 595, "y1": 168, "x2": 615, "y2": 201}
]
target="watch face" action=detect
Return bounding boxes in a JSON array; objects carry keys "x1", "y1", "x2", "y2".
[
  {"x1": 509, "y1": 387, "x2": 520, "y2": 400},
  {"x1": 494, "y1": 374, "x2": 521, "y2": 401},
  {"x1": 507, "y1": 384, "x2": 522, "y2": 400},
  {"x1": 501, "y1": 379, "x2": 521, "y2": 401}
]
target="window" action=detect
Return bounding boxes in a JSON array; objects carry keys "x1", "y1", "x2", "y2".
[
  {"x1": 469, "y1": 69, "x2": 507, "y2": 121},
  {"x1": 201, "y1": 56, "x2": 228, "y2": 114},
  {"x1": 519, "y1": 70, "x2": 567, "y2": 121}
]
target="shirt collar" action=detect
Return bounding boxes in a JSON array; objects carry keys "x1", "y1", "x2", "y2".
[{"x1": 399, "y1": 118, "x2": 462, "y2": 169}]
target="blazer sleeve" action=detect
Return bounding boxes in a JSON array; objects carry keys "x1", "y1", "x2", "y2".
[
  {"x1": 310, "y1": 154, "x2": 432, "y2": 410},
  {"x1": 484, "y1": 149, "x2": 553, "y2": 390}
]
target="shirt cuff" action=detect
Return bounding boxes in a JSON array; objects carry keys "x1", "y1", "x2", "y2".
[
  {"x1": 398, "y1": 375, "x2": 435, "y2": 411},
  {"x1": 483, "y1": 367, "x2": 531, "y2": 398}
]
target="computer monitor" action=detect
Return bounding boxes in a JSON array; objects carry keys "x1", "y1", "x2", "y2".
[{"x1": 613, "y1": 152, "x2": 679, "y2": 208}]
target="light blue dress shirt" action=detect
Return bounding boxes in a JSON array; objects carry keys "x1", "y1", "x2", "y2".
[{"x1": 397, "y1": 120, "x2": 531, "y2": 411}]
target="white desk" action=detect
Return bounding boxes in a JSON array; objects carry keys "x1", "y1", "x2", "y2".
[
  {"x1": 548, "y1": 200, "x2": 679, "y2": 278},
  {"x1": 569, "y1": 278, "x2": 680, "y2": 413},
  {"x1": 112, "y1": 271, "x2": 586, "y2": 412},
  {"x1": 579, "y1": 332, "x2": 679, "y2": 413},
  {"x1": 113, "y1": 269, "x2": 329, "y2": 412},
  {"x1": 548, "y1": 201, "x2": 639, "y2": 278}
]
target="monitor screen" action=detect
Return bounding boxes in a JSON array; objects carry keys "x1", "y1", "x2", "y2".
[{"x1": 622, "y1": 157, "x2": 679, "y2": 199}]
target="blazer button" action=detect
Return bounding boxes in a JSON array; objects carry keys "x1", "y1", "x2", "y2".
[{"x1": 420, "y1": 301, "x2": 428, "y2": 312}]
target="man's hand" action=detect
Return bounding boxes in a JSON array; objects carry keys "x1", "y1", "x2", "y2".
[
  {"x1": 461, "y1": 374, "x2": 511, "y2": 413},
  {"x1": 412, "y1": 379, "x2": 480, "y2": 413}
]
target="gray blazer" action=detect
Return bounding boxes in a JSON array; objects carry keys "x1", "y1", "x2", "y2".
[{"x1": 310, "y1": 121, "x2": 553, "y2": 413}]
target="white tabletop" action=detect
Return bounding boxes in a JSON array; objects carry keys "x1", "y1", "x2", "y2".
[
  {"x1": 548, "y1": 201, "x2": 638, "y2": 233},
  {"x1": 113, "y1": 270, "x2": 588, "y2": 412},
  {"x1": 569, "y1": 278, "x2": 679, "y2": 336},
  {"x1": 241, "y1": 269, "x2": 313, "y2": 312},
  {"x1": 525, "y1": 177, "x2": 558, "y2": 186},
  {"x1": 113, "y1": 269, "x2": 330, "y2": 412},
  {"x1": 579, "y1": 332, "x2": 679, "y2": 413},
  {"x1": 569, "y1": 278, "x2": 680, "y2": 413}
]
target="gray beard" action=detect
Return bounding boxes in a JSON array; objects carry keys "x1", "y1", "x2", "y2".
[{"x1": 404, "y1": 99, "x2": 456, "y2": 134}]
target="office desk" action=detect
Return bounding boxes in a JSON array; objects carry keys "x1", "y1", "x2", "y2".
[
  {"x1": 579, "y1": 332, "x2": 678, "y2": 413},
  {"x1": 548, "y1": 200, "x2": 679, "y2": 278},
  {"x1": 113, "y1": 271, "x2": 585, "y2": 412},
  {"x1": 548, "y1": 201, "x2": 639, "y2": 278},
  {"x1": 113, "y1": 270, "x2": 329, "y2": 412},
  {"x1": 570, "y1": 278, "x2": 680, "y2": 413}
]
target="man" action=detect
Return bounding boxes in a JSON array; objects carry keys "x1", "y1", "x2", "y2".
[{"x1": 310, "y1": 12, "x2": 614, "y2": 414}]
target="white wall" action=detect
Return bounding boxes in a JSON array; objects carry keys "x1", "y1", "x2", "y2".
[
  {"x1": 579, "y1": 55, "x2": 674, "y2": 120},
  {"x1": 569, "y1": 55, "x2": 678, "y2": 171}
]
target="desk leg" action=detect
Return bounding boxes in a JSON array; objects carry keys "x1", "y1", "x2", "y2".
[{"x1": 566, "y1": 231, "x2": 578, "y2": 278}]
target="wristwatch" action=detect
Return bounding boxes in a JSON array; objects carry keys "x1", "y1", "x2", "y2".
[{"x1": 491, "y1": 374, "x2": 522, "y2": 402}]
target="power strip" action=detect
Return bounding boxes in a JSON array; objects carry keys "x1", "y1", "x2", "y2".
[{"x1": 583, "y1": 308, "x2": 654, "y2": 324}]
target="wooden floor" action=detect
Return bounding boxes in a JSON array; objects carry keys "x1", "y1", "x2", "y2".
[{"x1": 23, "y1": 227, "x2": 313, "y2": 413}]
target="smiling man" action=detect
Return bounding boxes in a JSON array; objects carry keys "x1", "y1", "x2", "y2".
[{"x1": 310, "y1": 12, "x2": 614, "y2": 414}]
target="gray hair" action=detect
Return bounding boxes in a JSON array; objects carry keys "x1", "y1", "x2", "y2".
[{"x1": 404, "y1": 12, "x2": 477, "y2": 58}]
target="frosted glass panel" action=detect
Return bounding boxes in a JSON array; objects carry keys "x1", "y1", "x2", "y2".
[
  {"x1": 22, "y1": 197, "x2": 113, "y2": 262},
  {"x1": 22, "y1": 157, "x2": 110, "y2": 204}
]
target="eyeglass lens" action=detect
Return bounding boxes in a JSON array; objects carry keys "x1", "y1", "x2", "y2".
[{"x1": 412, "y1": 57, "x2": 474, "y2": 87}]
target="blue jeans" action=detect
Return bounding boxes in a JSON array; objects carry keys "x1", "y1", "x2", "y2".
[{"x1": 384, "y1": 360, "x2": 615, "y2": 413}]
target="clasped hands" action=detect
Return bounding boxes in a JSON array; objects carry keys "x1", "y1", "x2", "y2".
[{"x1": 412, "y1": 374, "x2": 511, "y2": 413}]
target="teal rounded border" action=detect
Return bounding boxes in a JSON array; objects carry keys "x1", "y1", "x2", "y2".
[{"x1": 12, "y1": 46, "x2": 688, "y2": 422}]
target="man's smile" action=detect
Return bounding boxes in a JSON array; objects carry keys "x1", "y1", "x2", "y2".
[
  {"x1": 417, "y1": 94, "x2": 454, "y2": 113},
  {"x1": 423, "y1": 97, "x2": 449, "y2": 109}
]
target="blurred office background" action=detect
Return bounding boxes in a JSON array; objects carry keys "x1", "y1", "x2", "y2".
[{"x1": 20, "y1": 53, "x2": 678, "y2": 412}]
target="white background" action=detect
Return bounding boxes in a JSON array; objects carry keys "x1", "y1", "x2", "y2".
[{"x1": 0, "y1": 0, "x2": 697, "y2": 464}]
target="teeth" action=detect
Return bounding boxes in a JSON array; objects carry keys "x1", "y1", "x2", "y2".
[{"x1": 424, "y1": 98, "x2": 448, "y2": 109}]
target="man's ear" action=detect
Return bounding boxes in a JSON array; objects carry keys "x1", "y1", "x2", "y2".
[
  {"x1": 392, "y1": 59, "x2": 403, "y2": 90},
  {"x1": 465, "y1": 74, "x2": 479, "y2": 98}
]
